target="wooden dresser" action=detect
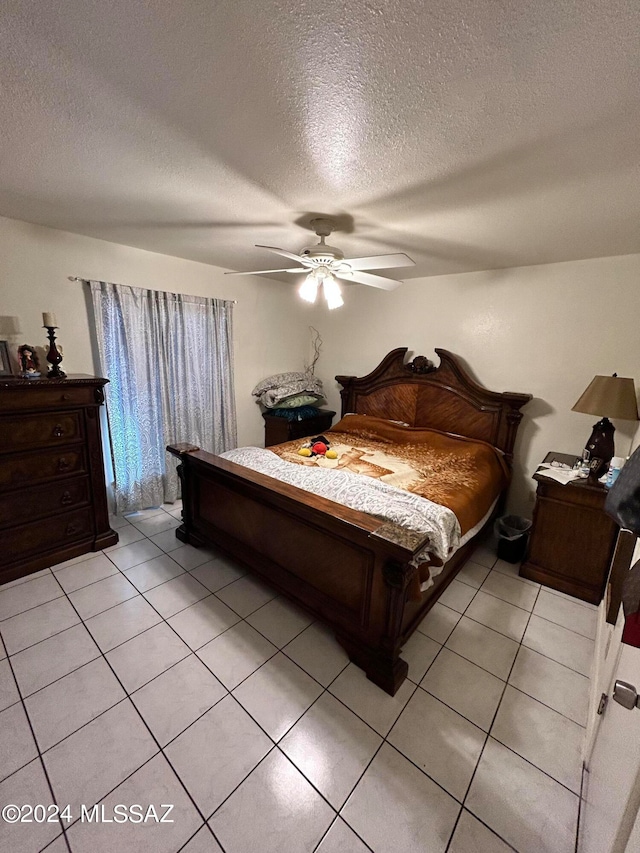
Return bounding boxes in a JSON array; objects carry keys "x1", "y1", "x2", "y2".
[
  {"x1": 0, "y1": 375, "x2": 118, "y2": 585},
  {"x1": 519, "y1": 451, "x2": 618, "y2": 604}
]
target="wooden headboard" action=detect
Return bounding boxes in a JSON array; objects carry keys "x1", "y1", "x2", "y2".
[{"x1": 335, "y1": 348, "x2": 531, "y2": 464}]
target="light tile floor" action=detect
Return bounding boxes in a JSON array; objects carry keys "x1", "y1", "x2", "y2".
[{"x1": 0, "y1": 508, "x2": 597, "y2": 853}]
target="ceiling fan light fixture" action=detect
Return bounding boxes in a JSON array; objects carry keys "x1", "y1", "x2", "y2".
[
  {"x1": 299, "y1": 272, "x2": 319, "y2": 303},
  {"x1": 323, "y1": 276, "x2": 343, "y2": 310},
  {"x1": 231, "y1": 219, "x2": 414, "y2": 302}
]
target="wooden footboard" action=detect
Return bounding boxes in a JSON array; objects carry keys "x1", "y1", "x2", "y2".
[{"x1": 168, "y1": 443, "x2": 456, "y2": 695}]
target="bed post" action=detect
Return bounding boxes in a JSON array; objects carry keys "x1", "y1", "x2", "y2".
[
  {"x1": 334, "y1": 558, "x2": 418, "y2": 695},
  {"x1": 167, "y1": 443, "x2": 207, "y2": 547}
]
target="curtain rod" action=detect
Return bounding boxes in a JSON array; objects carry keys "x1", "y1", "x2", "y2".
[{"x1": 68, "y1": 276, "x2": 237, "y2": 304}]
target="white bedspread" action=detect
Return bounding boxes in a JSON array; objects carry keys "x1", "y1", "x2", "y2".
[{"x1": 220, "y1": 446, "x2": 461, "y2": 574}]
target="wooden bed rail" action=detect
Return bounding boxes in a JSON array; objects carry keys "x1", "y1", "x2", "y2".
[{"x1": 167, "y1": 445, "x2": 431, "y2": 564}]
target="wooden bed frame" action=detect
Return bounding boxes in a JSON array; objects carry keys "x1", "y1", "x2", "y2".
[{"x1": 168, "y1": 348, "x2": 531, "y2": 694}]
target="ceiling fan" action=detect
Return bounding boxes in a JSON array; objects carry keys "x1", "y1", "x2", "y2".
[{"x1": 224, "y1": 218, "x2": 415, "y2": 309}]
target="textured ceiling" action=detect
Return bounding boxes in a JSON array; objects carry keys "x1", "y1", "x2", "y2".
[{"x1": 0, "y1": 0, "x2": 639, "y2": 280}]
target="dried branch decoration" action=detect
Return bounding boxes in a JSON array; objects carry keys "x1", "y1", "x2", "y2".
[{"x1": 305, "y1": 326, "x2": 323, "y2": 376}]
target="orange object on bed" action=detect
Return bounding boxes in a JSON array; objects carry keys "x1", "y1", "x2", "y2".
[{"x1": 271, "y1": 413, "x2": 509, "y2": 539}]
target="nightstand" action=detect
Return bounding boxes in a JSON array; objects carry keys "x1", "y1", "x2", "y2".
[
  {"x1": 262, "y1": 409, "x2": 336, "y2": 448},
  {"x1": 519, "y1": 451, "x2": 619, "y2": 604}
]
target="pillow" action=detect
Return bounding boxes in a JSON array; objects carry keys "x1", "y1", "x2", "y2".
[{"x1": 270, "y1": 394, "x2": 324, "y2": 409}]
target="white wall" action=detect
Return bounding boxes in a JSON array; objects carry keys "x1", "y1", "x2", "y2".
[
  {"x1": 310, "y1": 253, "x2": 640, "y2": 515},
  {"x1": 2, "y1": 213, "x2": 638, "y2": 517},
  {"x1": 0, "y1": 215, "x2": 309, "y2": 448}
]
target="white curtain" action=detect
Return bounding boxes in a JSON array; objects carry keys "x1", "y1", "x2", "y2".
[{"x1": 90, "y1": 280, "x2": 237, "y2": 513}]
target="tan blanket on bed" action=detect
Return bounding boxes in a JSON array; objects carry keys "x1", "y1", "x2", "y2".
[{"x1": 270, "y1": 414, "x2": 509, "y2": 537}]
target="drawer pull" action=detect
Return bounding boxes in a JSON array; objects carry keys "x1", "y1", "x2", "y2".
[
  {"x1": 52, "y1": 424, "x2": 65, "y2": 438},
  {"x1": 60, "y1": 491, "x2": 73, "y2": 506},
  {"x1": 57, "y1": 457, "x2": 71, "y2": 472},
  {"x1": 66, "y1": 522, "x2": 81, "y2": 536},
  {"x1": 61, "y1": 394, "x2": 71, "y2": 401}
]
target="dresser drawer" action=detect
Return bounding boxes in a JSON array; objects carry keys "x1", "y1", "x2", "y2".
[
  {"x1": 0, "y1": 385, "x2": 97, "y2": 412},
  {"x1": 0, "y1": 448, "x2": 87, "y2": 490},
  {"x1": 0, "y1": 411, "x2": 83, "y2": 453},
  {"x1": 1, "y1": 508, "x2": 95, "y2": 567},
  {"x1": 0, "y1": 477, "x2": 91, "y2": 529}
]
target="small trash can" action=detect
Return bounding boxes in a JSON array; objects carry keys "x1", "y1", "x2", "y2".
[{"x1": 494, "y1": 515, "x2": 532, "y2": 564}]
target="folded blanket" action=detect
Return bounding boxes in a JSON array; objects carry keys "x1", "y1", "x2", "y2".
[{"x1": 252, "y1": 371, "x2": 324, "y2": 408}]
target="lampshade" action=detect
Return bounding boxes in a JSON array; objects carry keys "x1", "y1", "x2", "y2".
[
  {"x1": 572, "y1": 375, "x2": 639, "y2": 421},
  {"x1": 323, "y1": 276, "x2": 344, "y2": 310},
  {"x1": 298, "y1": 267, "x2": 343, "y2": 309},
  {"x1": 298, "y1": 273, "x2": 318, "y2": 303}
]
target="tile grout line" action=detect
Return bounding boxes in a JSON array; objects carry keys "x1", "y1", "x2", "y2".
[
  {"x1": 195, "y1": 602, "x2": 404, "y2": 849},
  {"x1": 194, "y1": 542, "x2": 589, "y2": 847},
  {"x1": 311, "y1": 813, "x2": 375, "y2": 853},
  {"x1": 418, "y1": 623, "x2": 588, "y2": 736},
  {"x1": 37, "y1": 569, "x2": 231, "y2": 853},
  {"x1": 1, "y1": 545, "x2": 594, "y2": 650},
  {"x1": 0, "y1": 632, "x2": 72, "y2": 852},
  {"x1": 575, "y1": 763, "x2": 589, "y2": 853},
  {"x1": 432, "y1": 582, "x2": 594, "y2": 678},
  {"x1": 324, "y1": 636, "x2": 487, "y2": 841},
  {"x1": 376, "y1": 578, "x2": 493, "y2": 849},
  {"x1": 442, "y1": 563, "x2": 541, "y2": 852},
  {"x1": 467, "y1": 557, "x2": 599, "y2": 612},
  {"x1": 0, "y1": 588, "x2": 68, "y2": 624},
  {"x1": 0, "y1": 568, "x2": 54, "y2": 592},
  {"x1": 9, "y1": 574, "x2": 331, "y2": 770},
  {"x1": 450, "y1": 578, "x2": 584, "y2": 848},
  {"x1": 0, "y1": 543, "x2": 242, "y2": 657},
  {"x1": 2, "y1": 533, "x2": 593, "y2": 853},
  {"x1": 210, "y1": 560, "x2": 586, "y2": 847},
  {"x1": 494, "y1": 680, "x2": 587, "y2": 730},
  {"x1": 201, "y1": 691, "x2": 340, "y2": 829},
  {"x1": 225, "y1": 612, "x2": 440, "y2": 848},
  {"x1": 187, "y1": 551, "x2": 591, "y2": 849},
  {"x1": 306, "y1": 650, "x2": 410, "y2": 851},
  {"x1": 524, "y1": 609, "x2": 597, "y2": 642},
  {"x1": 174, "y1": 822, "x2": 219, "y2": 853},
  {"x1": 23, "y1": 534, "x2": 354, "y2": 850}
]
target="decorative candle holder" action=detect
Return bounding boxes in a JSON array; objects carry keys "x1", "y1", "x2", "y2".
[{"x1": 44, "y1": 326, "x2": 66, "y2": 378}]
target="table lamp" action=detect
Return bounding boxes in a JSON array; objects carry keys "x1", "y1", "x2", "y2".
[{"x1": 572, "y1": 374, "x2": 639, "y2": 479}]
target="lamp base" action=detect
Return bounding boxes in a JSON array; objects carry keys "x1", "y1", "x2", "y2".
[{"x1": 584, "y1": 417, "x2": 615, "y2": 480}]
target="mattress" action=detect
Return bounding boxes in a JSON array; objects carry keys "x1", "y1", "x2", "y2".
[
  {"x1": 221, "y1": 414, "x2": 507, "y2": 593},
  {"x1": 271, "y1": 413, "x2": 508, "y2": 538}
]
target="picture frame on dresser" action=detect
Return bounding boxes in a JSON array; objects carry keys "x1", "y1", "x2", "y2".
[{"x1": 0, "y1": 340, "x2": 12, "y2": 376}]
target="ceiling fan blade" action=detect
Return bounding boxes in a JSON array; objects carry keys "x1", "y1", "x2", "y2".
[
  {"x1": 335, "y1": 270, "x2": 402, "y2": 290},
  {"x1": 255, "y1": 245, "x2": 311, "y2": 265},
  {"x1": 224, "y1": 267, "x2": 306, "y2": 276},
  {"x1": 342, "y1": 252, "x2": 415, "y2": 271}
]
